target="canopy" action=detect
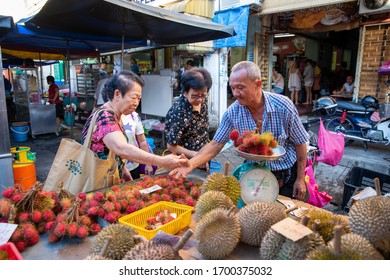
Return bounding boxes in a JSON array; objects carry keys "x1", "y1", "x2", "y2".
[{"x1": 20, "y1": 0, "x2": 235, "y2": 45}]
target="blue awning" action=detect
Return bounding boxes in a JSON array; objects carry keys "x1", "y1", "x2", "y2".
[{"x1": 212, "y1": 5, "x2": 250, "y2": 49}]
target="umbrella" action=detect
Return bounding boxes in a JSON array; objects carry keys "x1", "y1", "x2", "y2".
[{"x1": 20, "y1": 0, "x2": 235, "y2": 45}]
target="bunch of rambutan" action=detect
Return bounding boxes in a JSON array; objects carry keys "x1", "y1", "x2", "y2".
[
  {"x1": 144, "y1": 209, "x2": 177, "y2": 230},
  {"x1": 229, "y1": 129, "x2": 278, "y2": 155},
  {"x1": 10, "y1": 222, "x2": 40, "y2": 252}
]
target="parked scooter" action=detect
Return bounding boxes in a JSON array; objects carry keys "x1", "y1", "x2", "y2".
[{"x1": 314, "y1": 93, "x2": 390, "y2": 150}]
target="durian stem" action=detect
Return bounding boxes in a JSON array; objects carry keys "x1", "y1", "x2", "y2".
[
  {"x1": 224, "y1": 162, "x2": 230, "y2": 176},
  {"x1": 172, "y1": 229, "x2": 193, "y2": 253},
  {"x1": 374, "y1": 178, "x2": 381, "y2": 196},
  {"x1": 312, "y1": 219, "x2": 321, "y2": 233},
  {"x1": 333, "y1": 225, "x2": 344, "y2": 256},
  {"x1": 227, "y1": 206, "x2": 236, "y2": 217},
  {"x1": 284, "y1": 206, "x2": 298, "y2": 215},
  {"x1": 301, "y1": 215, "x2": 310, "y2": 226},
  {"x1": 100, "y1": 236, "x2": 112, "y2": 257}
]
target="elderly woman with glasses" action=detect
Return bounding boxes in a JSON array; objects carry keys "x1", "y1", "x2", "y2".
[{"x1": 164, "y1": 67, "x2": 212, "y2": 168}]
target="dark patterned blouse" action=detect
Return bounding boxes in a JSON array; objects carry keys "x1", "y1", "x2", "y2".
[{"x1": 165, "y1": 95, "x2": 209, "y2": 151}]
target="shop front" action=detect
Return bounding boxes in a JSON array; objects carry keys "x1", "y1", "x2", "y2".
[{"x1": 260, "y1": 0, "x2": 390, "y2": 102}]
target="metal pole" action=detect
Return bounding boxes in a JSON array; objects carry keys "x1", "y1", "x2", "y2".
[{"x1": 67, "y1": 40, "x2": 74, "y2": 139}]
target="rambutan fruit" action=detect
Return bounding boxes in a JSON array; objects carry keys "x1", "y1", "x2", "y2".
[
  {"x1": 190, "y1": 187, "x2": 200, "y2": 199},
  {"x1": 111, "y1": 185, "x2": 121, "y2": 192},
  {"x1": 119, "y1": 199, "x2": 128, "y2": 210},
  {"x1": 87, "y1": 199, "x2": 99, "y2": 208},
  {"x1": 101, "y1": 201, "x2": 115, "y2": 213},
  {"x1": 42, "y1": 209, "x2": 56, "y2": 222},
  {"x1": 23, "y1": 224, "x2": 38, "y2": 240},
  {"x1": 266, "y1": 149, "x2": 274, "y2": 156},
  {"x1": 11, "y1": 193, "x2": 23, "y2": 203},
  {"x1": 257, "y1": 145, "x2": 269, "y2": 155},
  {"x1": 148, "y1": 199, "x2": 159, "y2": 205},
  {"x1": 55, "y1": 213, "x2": 68, "y2": 223},
  {"x1": 170, "y1": 188, "x2": 181, "y2": 198},
  {"x1": 105, "y1": 191, "x2": 116, "y2": 202},
  {"x1": 48, "y1": 233, "x2": 59, "y2": 243},
  {"x1": 79, "y1": 215, "x2": 92, "y2": 227},
  {"x1": 179, "y1": 190, "x2": 188, "y2": 199},
  {"x1": 31, "y1": 210, "x2": 43, "y2": 223},
  {"x1": 60, "y1": 197, "x2": 73, "y2": 209},
  {"x1": 2, "y1": 187, "x2": 15, "y2": 198},
  {"x1": 151, "y1": 193, "x2": 161, "y2": 202},
  {"x1": 18, "y1": 212, "x2": 31, "y2": 223},
  {"x1": 184, "y1": 196, "x2": 195, "y2": 206},
  {"x1": 44, "y1": 221, "x2": 56, "y2": 232},
  {"x1": 104, "y1": 212, "x2": 117, "y2": 224},
  {"x1": 11, "y1": 228, "x2": 22, "y2": 242},
  {"x1": 161, "y1": 193, "x2": 172, "y2": 201},
  {"x1": 93, "y1": 192, "x2": 104, "y2": 202},
  {"x1": 243, "y1": 137, "x2": 252, "y2": 148},
  {"x1": 77, "y1": 193, "x2": 87, "y2": 201},
  {"x1": 97, "y1": 208, "x2": 106, "y2": 218},
  {"x1": 87, "y1": 206, "x2": 99, "y2": 216},
  {"x1": 229, "y1": 129, "x2": 240, "y2": 141},
  {"x1": 53, "y1": 223, "x2": 67, "y2": 238},
  {"x1": 0, "y1": 199, "x2": 11, "y2": 217},
  {"x1": 15, "y1": 240, "x2": 28, "y2": 252},
  {"x1": 241, "y1": 131, "x2": 253, "y2": 139},
  {"x1": 260, "y1": 138, "x2": 270, "y2": 146},
  {"x1": 85, "y1": 193, "x2": 94, "y2": 201},
  {"x1": 126, "y1": 205, "x2": 136, "y2": 214},
  {"x1": 66, "y1": 223, "x2": 79, "y2": 238},
  {"x1": 132, "y1": 189, "x2": 141, "y2": 199},
  {"x1": 27, "y1": 232, "x2": 40, "y2": 246},
  {"x1": 90, "y1": 223, "x2": 101, "y2": 235},
  {"x1": 250, "y1": 134, "x2": 261, "y2": 146},
  {"x1": 113, "y1": 201, "x2": 121, "y2": 211},
  {"x1": 269, "y1": 139, "x2": 278, "y2": 148},
  {"x1": 248, "y1": 147, "x2": 259, "y2": 155}
]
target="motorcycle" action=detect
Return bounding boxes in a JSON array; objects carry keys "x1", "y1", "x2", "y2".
[{"x1": 314, "y1": 92, "x2": 390, "y2": 150}]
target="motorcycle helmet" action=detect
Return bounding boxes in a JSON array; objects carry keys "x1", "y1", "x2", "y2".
[
  {"x1": 314, "y1": 96, "x2": 337, "y2": 116},
  {"x1": 361, "y1": 96, "x2": 379, "y2": 109}
]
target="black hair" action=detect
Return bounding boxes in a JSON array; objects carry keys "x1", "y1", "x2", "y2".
[
  {"x1": 46, "y1": 75, "x2": 55, "y2": 83},
  {"x1": 186, "y1": 60, "x2": 195, "y2": 67},
  {"x1": 102, "y1": 70, "x2": 144, "y2": 102},
  {"x1": 180, "y1": 67, "x2": 212, "y2": 94}
]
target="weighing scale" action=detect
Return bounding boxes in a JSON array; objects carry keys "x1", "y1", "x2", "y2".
[{"x1": 232, "y1": 146, "x2": 286, "y2": 208}]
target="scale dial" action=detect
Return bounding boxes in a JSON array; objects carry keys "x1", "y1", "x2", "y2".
[{"x1": 239, "y1": 168, "x2": 279, "y2": 204}]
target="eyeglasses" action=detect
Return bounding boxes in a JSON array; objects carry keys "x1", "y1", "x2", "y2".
[{"x1": 190, "y1": 94, "x2": 208, "y2": 100}]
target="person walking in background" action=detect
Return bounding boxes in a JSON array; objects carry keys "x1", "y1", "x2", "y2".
[
  {"x1": 94, "y1": 67, "x2": 113, "y2": 109},
  {"x1": 165, "y1": 67, "x2": 212, "y2": 171},
  {"x1": 122, "y1": 112, "x2": 154, "y2": 179},
  {"x1": 303, "y1": 59, "x2": 314, "y2": 105},
  {"x1": 312, "y1": 61, "x2": 321, "y2": 101},
  {"x1": 287, "y1": 61, "x2": 301, "y2": 105},
  {"x1": 271, "y1": 67, "x2": 284, "y2": 95},
  {"x1": 130, "y1": 58, "x2": 140, "y2": 75},
  {"x1": 47, "y1": 75, "x2": 64, "y2": 133}
]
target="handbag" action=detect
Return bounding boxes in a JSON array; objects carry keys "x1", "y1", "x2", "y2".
[
  {"x1": 316, "y1": 118, "x2": 344, "y2": 166},
  {"x1": 43, "y1": 109, "x2": 120, "y2": 194},
  {"x1": 305, "y1": 158, "x2": 332, "y2": 208}
]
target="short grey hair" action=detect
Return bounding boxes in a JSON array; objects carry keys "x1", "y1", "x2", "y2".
[{"x1": 231, "y1": 61, "x2": 261, "y2": 81}]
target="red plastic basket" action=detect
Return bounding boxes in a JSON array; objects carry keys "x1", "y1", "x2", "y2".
[{"x1": 0, "y1": 242, "x2": 24, "y2": 260}]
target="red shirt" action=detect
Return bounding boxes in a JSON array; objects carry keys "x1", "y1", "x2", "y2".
[{"x1": 48, "y1": 83, "x2": 61, "y2": 104}]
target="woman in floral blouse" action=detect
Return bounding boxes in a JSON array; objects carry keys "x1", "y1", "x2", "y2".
[{"x1": 165, "y1": 67, "x2": 212, "y2": 169}]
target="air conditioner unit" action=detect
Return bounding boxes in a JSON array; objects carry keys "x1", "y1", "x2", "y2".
[
  {"x1": 220, "y1": 0, "x2": 263, "y2": 11},
  {"x1": 359, "y1": 0, "x2": 390, "y2": 15}
]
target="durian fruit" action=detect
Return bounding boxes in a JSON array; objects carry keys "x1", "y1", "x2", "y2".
[
  {"x1": 89, "y1": 223, "x2": 138, "y2": 260},
  {"x1": 201, "y1": 162, "x2": 241, "y2": 204},
  {"x1": 259, "y1": 216, "x2": 325, "y2": 260},
  {"x1": 123, "y1": 229, "x2": 193, "y2": 260},
  {"x1": 237, "y1": 201, "x2": 285, "y2": 247},
  {"x1": 194, "y1": 190, "x2": 234, "y2": 222},
  {"x1": 328, "y1": 232, "x2": 384, "y2": 260},
  {"x1": 306, "y1": 226, "x2": 363, "y2": 260},
  {"x1": 302, "y1": 208, "x2": 350, "y2": 244},
  {"x1": 195, "y1": 206, "x2": 241, "y2": 259},
  {"x1": 349, "y1": 178, "x2": 390, "y2": 258},
  {"x1": 85, "y1": 236, "x2": 112, "y2": 260}
]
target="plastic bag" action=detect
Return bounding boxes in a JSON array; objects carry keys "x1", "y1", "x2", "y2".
[
  {"x1": 378, "y1": 60, "x2": 390, "y2": 76},
  {"x1": 305, "y1": 158, "x2": 332, "y2": 208},
  {"x1": 316, "y1": 118, "x2": 344, "y2": 166}
]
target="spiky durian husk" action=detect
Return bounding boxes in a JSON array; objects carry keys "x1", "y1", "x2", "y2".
[
  {"x1": 238, "y1": 202, "x2": 285, "y2": 247},
  {"x1": 349, "y1": 196, "x2": 390, "y2": 259},
  {"x1": 327, "y1": 233, "x2": 384, "y2": 260},
  {"x1": 123, "y1": 240, "x2": 177, "y2": 260},
  {"x1": 90, "y1": 224, "x2": 138, "y2": 260},
  {"x1": 305, "y1": 245, "x2": 363, "y2": 260},
  {"x1": 259, "y1": 228, "x2": 286, "y2": 260},
  {"x1": 260, "y1": 228, "x2": 324, "y2": 260},
  {"x1": 195, "y1": 208, "x2": 241, "y2": 259},
  {"x1": 304, "y1": 208, "x2": 350, "y2": 244},
  {"x1": 201, "y1": 173, "x2": 241, "y2": 205},
  {"x1": 276, "y1": 233, "x2": 325, "y2": 260},
  {"x1": 195, "y1": 191, "x2": 234, "y2": 221}
]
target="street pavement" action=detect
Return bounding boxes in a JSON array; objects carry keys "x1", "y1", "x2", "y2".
[{"x1": 7, "y1": 104, "x2": 390, "y2": 214}]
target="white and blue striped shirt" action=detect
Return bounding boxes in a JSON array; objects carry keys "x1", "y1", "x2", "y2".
[{"x1": 213, "y1": 91, "x2": 309, "y2": 171}]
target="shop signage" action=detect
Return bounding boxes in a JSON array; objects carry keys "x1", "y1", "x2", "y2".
[
  {"x1": 272, "y1": 2, "x2": 359, "y2": 32},
  {"x1": 261, "y1": 0, "x2": 357, "y2": 15}
]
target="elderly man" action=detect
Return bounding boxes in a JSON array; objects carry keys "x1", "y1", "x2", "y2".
[{"x1": 171, "y1": 61, "x2": 309, "y2": 200}]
